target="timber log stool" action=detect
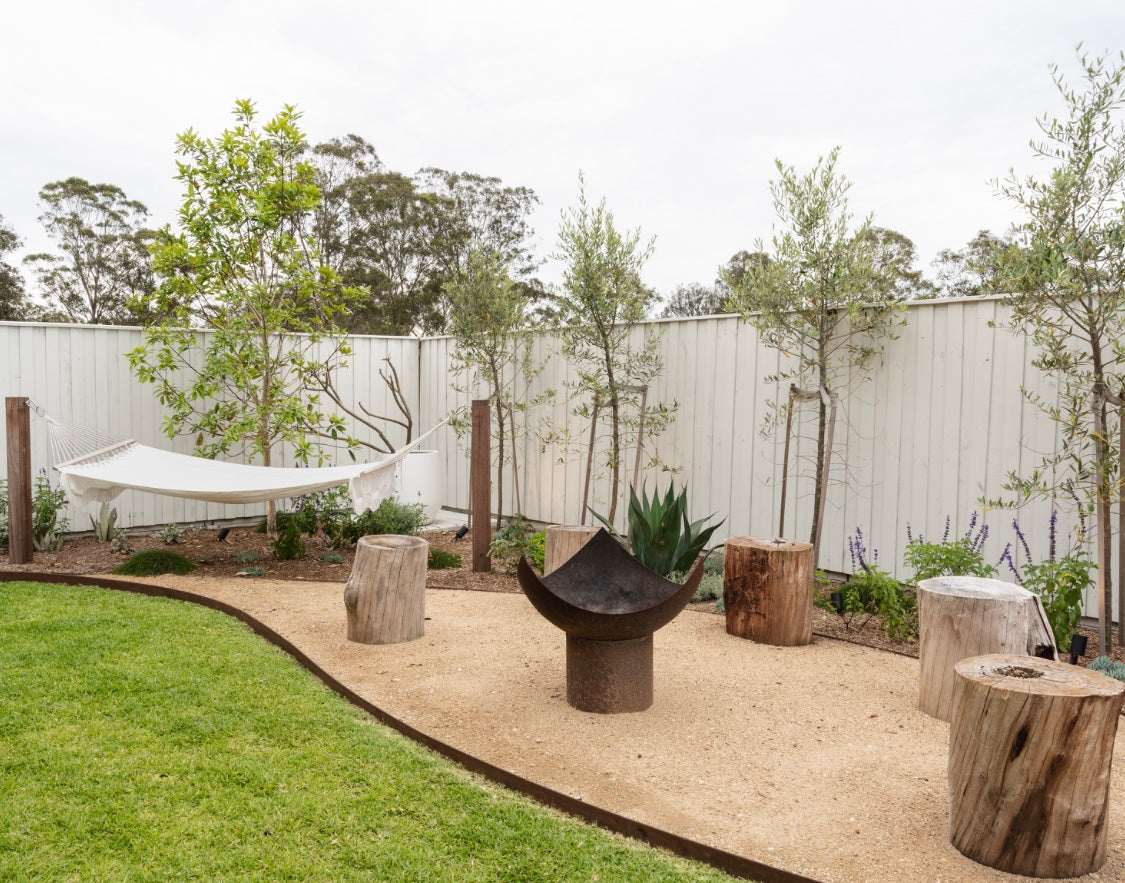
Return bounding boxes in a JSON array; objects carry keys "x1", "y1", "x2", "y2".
[
  {"x1": 917, "y1": 576, "x2": 1056, "y2": 721},
  {"x1": 722, "y1": 537, "x2": 813, "y2": 646},
  {"x1": 517, "y1": 528, "x2": 704, "y2": 714},
  {"x1": 949, "y1": 654, "x2": 1124, "y2": 878},
  {"x1": 344, "y1": 534, "x2": 427, "y2": 644},
  {"x1": 543, "y1": 525, "x2": 599, "y2": 575}
]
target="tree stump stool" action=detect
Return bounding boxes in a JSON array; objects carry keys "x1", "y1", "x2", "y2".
[
  {"x1": 544, "y1": 525, "x2": 599, "y2": 575},
  {"x1": 949, "y1": 654, "x2": 1124, "y2": 878},
  {"x1": 723, "y1": 537, "x2": 813, "y2": 646},
  {"x1": 918, "y1": 576, "x2": 1056, "y2": 721},
  {"x1": 344, "y1": 534, "x2": 427, "y2": 644}
]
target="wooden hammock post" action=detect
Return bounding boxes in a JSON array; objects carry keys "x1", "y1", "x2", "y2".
[
  {"x1": 471, "y1": 399, "x2": 491, "y2": 573},
  {"x1": 5, "y1": 397, "x2": 32, "y2": 564}
]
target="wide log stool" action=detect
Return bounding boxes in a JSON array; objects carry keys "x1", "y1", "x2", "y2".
[
  {"x1": 918, "y1": 575, "x2": 1056, "y2": 721},
  {"x1": 949, "y1": 654, "x2": 1124, "y2": 878},
  {"x1": 723, "y1": 537, "x2": 813, "y2": 646},
  {"x1": 543, "y1": 525, "x2": 599, "y2": 575},
  {"x1": 344, "y1": 534, "x2": 427, "y2": 644}
]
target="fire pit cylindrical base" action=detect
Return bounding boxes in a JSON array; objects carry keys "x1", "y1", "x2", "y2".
[{"x1": 566, "y1": 634, "x2": 653, "y2": 713}]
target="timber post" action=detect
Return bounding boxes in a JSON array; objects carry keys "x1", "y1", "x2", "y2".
[
  {"x1": 5, "y1": 397, "x2": 32, "y2": 564},
  {"x1": 471, "y1": 398, "x2": 491, "y2": 573}
]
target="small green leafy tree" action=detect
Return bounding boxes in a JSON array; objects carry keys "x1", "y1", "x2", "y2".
[
  {"x1": 447, "y1": 247, "x2": 548, "y2": 528},
  {"x1": 723, "y1": 148, "x2": 904, "y2": 562},
  {"x1": 128, "y1": 100, "x2": 364, "y2": 532},
  {"x1": 903, "y1": 513, "x2": 997, "y2": 582},
  {"x1": 552, "y1": 174, "x2": 674, "y2": 523},
  {"x1": 31, "y1": 471, "x2": 69, "y2": 551},
  {"x1": 990, "y1": 48, "x2": 1125, "y2": 653}
]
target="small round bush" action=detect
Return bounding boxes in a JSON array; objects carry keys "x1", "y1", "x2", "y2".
[
  {"x1": 113, "y1": 549, "x2": 197, "y2": 577},
  {"x1": 428, "y1": 549, "x2": 462, "y2": 570}
]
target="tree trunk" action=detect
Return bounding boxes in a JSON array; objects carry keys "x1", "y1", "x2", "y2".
[
  {"x1": 917, "y1": 576, "x2": 1057, "y2": 721},
  {"x1": 343, "y1": 534, "x2": 427, "y2": 644},
  {"x1": 544, "y1": 525, "x2": 599, "y2": 575},
  {"x1": 948, "y1": 653, "x2": 1124, "y2": 878},
  {"x1": 723, "y1": 537, "x2": 813, "y2": 646}
]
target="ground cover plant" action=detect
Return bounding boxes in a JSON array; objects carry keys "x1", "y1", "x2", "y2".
[
  {"x1": 0, "y1": 581, "x2": 731, "y2": 882},
  {"x1": 111, "y1": 548, "x2": 197, "y2": 576}
]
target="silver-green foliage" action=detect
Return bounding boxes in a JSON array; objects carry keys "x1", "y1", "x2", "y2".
[
  {"x1": 160, "y1": 522, "x2": 183, "y2": 544},
  {"x1": 1088, "y1": 655, "x2": 1125, "y2": 681},
  {"x1": 991, "y1": 49, "x2": 1125, "y2": 651},
  {"x1": 90, "y1": 503, "x2": 119, "y2": 543},
  {"x1": 552, "y1": 174, "x2": 674, "y2": 523}
]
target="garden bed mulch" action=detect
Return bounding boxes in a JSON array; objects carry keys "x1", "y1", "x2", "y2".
[{"x1": 6, "y1": 527, "x2": 1125, "y2": 881}]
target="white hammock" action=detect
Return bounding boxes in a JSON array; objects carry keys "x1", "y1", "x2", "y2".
[{"x1": 46, "y1": 415, "x2": 446, "y2": 513}]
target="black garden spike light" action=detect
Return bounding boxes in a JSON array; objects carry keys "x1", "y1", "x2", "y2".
[
  {"x1": 454, "y1": 524, "x2": 469, "y2": 540},
  {"x1": 1068, "y1": 633, "x2": 1088, "y2": 665},
  {"x1": 830, "y1": 591, "x2": 845, "y2": 615}
]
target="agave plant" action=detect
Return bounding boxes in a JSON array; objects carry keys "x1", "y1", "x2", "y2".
[{"x1": 592, "y1": 482, "x2": 724, "y2": 577}]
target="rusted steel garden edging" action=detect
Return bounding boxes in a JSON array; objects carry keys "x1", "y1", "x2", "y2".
[{"x1": 0, "y1": 570, "x2": 819, "y2": 883}]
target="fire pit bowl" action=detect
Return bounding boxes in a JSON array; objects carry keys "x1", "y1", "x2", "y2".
[{"x1": 517, "y1": 528, "x2": 705, "y2": 713}]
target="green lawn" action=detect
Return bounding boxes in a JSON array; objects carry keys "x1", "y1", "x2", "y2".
[{"x1": 0, "y1": 581, "x2": 734, "y2": 881}]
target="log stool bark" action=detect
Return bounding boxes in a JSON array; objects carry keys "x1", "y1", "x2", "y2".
[
  {"x1": 544, "y1": 525, "x2": 599, "y2": 575},
  {"x1": 344, "y1": 534, "x2": 427, "y2": 644},
  {"x1": 949, "y1": 654, "x2": 1124, "y2": 878},
  {"x1": 723, "y1": 537, "x2": 813, "y2": 646},
  {"x1": 918, "y1": 576, "x2": 1057, "y2": 721}
]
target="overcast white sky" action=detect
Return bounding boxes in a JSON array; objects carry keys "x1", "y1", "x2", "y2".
[{"x1": 2, "y1": 0, "x2": 1124, "y2": 296}]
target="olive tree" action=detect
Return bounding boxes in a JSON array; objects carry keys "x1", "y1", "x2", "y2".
[
  {"x1": 724, "y1": 148, "x2": 903, "y2": 562},
  {"x1": 992, "y1": 49, "x2": 1125, "y2": 653}
]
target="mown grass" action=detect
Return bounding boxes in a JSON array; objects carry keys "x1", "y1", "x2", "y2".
[{"x1": 0, "y1": 581, "x2": 735, "y2": 882}]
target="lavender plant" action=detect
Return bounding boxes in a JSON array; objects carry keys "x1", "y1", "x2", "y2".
[
  {"x1": 903, "y1": 512, "x2": 997, "y2": 582},
  {"x1": 830, "y1": 527, "x2": 917, "y2": 641},
  {"x1": 999, "y1": 509, "x2": 1092, "y2": 650}
]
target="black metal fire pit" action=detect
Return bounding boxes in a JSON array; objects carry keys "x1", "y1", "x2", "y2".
[{"x1": 517, "y1": 528, "x2": 704, "y2": 713}]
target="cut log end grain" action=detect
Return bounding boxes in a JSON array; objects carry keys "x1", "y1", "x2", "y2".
[
  {"x1": 544, "y1": 525, "x2": 599, "y2": 576},
  {"x1": 949, "y1": 654, "x2": 1125, "y2": 878},
  {"x1": 344, "y1": 534, "x2": 427, "y2": 644}
]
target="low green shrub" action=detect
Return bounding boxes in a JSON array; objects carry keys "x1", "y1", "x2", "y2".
[
  {"x1": 526, "y1": 530, "x2": 546, "y2": 572},
  {"x1": 325, "y1": 498, "x2": 429, "y2": 549},
  {"x1": 844, "y1": 527, "x2": 917, "y2": 641},
  {"x1": 904, "y1": 513, "x2": 996, "y2": 581},
  {"x1": 236, "y1": 552, "x2": 259, "y2": 564},
  {"x1": 703, "y1": 546, "x2": 725, "y2": 575},
  {"x1": 272, "y1": 522, "x2": 306, "y2": 560},
  {"x1": 489, "y1": 514, "x2": 538, "y2": 573},
  {"x1": 160, "y1": 522, "x2": 183, "y2": 544},
  {"x1": 113, "y1": 549, "x2": 197, "y2": 576},
  {"x1": 1089, "y1": 656, "x2": 1125, "y2": 681},
  {"x1": 32, "y1": 472, "x2": 69, "y2": 552},
  {"x1": 428, "y1": 549, "x2": 462, "y2": 570},
  {"x1": 239, "y1": 565, "x2": 267, "y2": 577},
  {"x1": 1000, "y1": 512, "x2": 1092, "y2": 650},
  {"x1": 319, "y1": 551, "x2": 343, "y2": 564},
  {"x1": 691, "y1": 571, "x2": 723, "y2": 603}
]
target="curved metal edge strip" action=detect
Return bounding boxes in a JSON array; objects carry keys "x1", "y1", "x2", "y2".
[{"x1": 0, "y1": 569, "x2": 822, "y2": 883}]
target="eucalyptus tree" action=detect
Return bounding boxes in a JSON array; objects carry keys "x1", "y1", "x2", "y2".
[
  {"x1": 932, "y1": 230, "x2": 1010, "y2": 298},
  {"x1": 24, "y1": 177, "x2": 154, "y2": 324},
  {"x1": 724, "y1": 148, "x2": 903, "y2": 561},
  {"x1": 0, "y1": 214, "x2": 31, "y2": 321},
  {"x1": 553, "y1": 175, "x2": 672, "y2": 524},
  {"x1": 128, "y1": 100, "x2": 364, "y2": 531},
  {"x1": 991, "y1": 48, "x2": 1125, "y2": 653}
]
